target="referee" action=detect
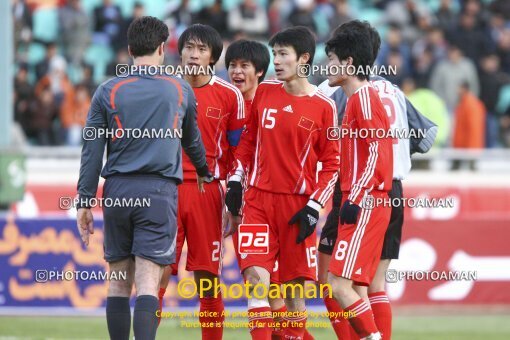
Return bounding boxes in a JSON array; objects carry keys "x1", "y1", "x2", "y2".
[{"x1": 76, "y1": 17, "x2": 211, "y2": 340}]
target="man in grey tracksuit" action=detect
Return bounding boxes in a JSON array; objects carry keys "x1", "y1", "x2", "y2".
[{"x1": 76, "y1": 17, "x2": 210, "y2": 340}]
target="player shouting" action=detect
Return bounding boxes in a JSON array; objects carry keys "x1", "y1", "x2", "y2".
[
  {"x1": 225, "y1": 26, "x2": 339, "y2": 340},
  {"x1": 317, "y1": 20, "x2": 437, "y2": 340},
  {"x1": 158, "y1": 24, "x2": 245, "y2": 340},
  {"x1": 324, "y1": 23, "x2": 393, "y2": 340}
]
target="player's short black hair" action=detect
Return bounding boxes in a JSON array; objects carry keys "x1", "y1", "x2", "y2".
[
  {"x1": 332, "y1": 20, "x2": 380, "y2": 65},
  {"x1": 178, "y1": 24, "x2": 223, "y2": 66},
  {"x1": 269, "y1": 26, "x2": 316, "y2": 66},
  {"x1": 225, "y1": 40, "x2": 270, "y2": 83},
  {"x1": 127, "y1": 16, "x2": 169, "y2": 57},
  {"x1": 326, "y1": 22, "x2": 373, "y2": 81}
]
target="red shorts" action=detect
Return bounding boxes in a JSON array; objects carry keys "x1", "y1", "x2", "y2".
[
  {"x1": 329, "y1": 191, "x2": 391, "y2": 285},
  {"x1": 171, "y1": 181, "x2": 224, "y2": 276},
  {"x1": 237, "y1": 187, "x2": 317, "y2": 283},
  {"x1": 232, "y1": 232, "x2": 281, "y2": 284}
]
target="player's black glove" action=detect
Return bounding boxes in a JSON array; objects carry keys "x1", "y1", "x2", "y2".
[
  {"x1": 288, "y1": 200, "x2": 320, "y2": 244},
  {"x1": 225, "y1": 181, "x2": 243, "y2": 216},
  {"x1": 340, "y1": 200, "x2": 361, "y2": 225}
]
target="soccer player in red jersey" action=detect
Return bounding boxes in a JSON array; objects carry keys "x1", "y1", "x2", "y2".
[
  {"x1": 225, "y1": 39, "x2": 315, "y2": 340},
  {"x1": 225, "y1": 27, "x2": 339, "y2": 340},
  {"x1": 157, "y1": 24, "x2": 245, "y2": 340},
  {"x1": 324, "y1": 23, "x2": 393, "y2": 340}
]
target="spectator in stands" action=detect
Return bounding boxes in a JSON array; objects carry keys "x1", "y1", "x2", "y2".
[
  {"x1": 117, "y1": 2, "x2": 144, "y2": 51},
  {"x1": 60, "y1": 84, "x2": 90, "y2": 146},
  {"x1": 436, "y1": 0, "x2": 456, "y2": 30},
  {"x1": 447, "y1": 11, "x2": 491, "y2": 65},
  {"x1": 166, "y1": 0, "x2": 193, "y2": 34},
  {"x1": 377, "y1": 23, "x2": 412, "y2": 76},
  {"x1": 12, "y1": 0, "x2": 32, "y2": 58},
  {"x1": 402, "y1": 77, "x2": 450, "y2": 148},
  {"x1": 59, "y1": 0, "x2": 90, "y2": 66},
  {"x1": 106, "y1": 50, "x2": 130, "y2": 77},
  {"x1": 385, "y1": 48, "x2": 410, "y2": 87},
  {"x1": 14, "y1": 63, "x2": 33, "y2": 134},
  {"x1": 412, "y1": 46, "x2": 434, "y2": 88},
  {"x1": 228, "y1": 0, "x2": 269, "y2": 39},
  {"x1": 412, "y1": 26, "x2": 448, "y2": 63},
  {"x1": 287, "y1": 0, "x2": 317, "y2": 34},
  {"x1": 195, "y1": 0, "x2": 228, "y2": 37},
  {"x1": 35, "y1": 58, "x2": 74, "y2": 110},
  {"x1": 451, "y1": 82, "x2": 486, "y2": 170},
  {"x1": 430, "y1": 44, "x2": 479, "y2": 112},
  {"x1": 27, "y1": 88, "x2": 58, "y2": 145},
  {"x1": 496, "y1": 28, "x2": 510, "y2": 73},
  {"x1": 35, "y1": 43, "x2": 66, "y2": 81},
  {"x1": 490, "y1": 0, "x2": 510, "y2": 20},
  {"x1": 79, "y1": 63, "x2": 97, "y2": 97},
  {"x1": 479, "y1": 53, "x2": 509, "y2": 147},
  {"x1": 327, "y1": 0, "x2": 352, "y2": 34},
  {"x1": 93, "y1": 0, "x2": 123, "y2": 49}
]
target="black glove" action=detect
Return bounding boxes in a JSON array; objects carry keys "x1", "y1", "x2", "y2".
[
  {"x1": 318, "y1": 207, "x2": 340, "y2": 255},
  {"x1": 225, "y1": 181, "x2": 243, "y2": 216},
  {"x1": 288, "y1": 201, "x2": 320, "y2": 244},
  {"x1": 340, "y1": 200, "x2": 361, "y2": 225}
]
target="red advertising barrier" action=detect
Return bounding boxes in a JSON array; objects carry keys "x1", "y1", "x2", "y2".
[{"x1": 10, "y1": 184, "x2": 510, "y2": 305}]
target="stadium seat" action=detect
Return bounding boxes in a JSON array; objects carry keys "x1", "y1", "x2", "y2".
[
  {"x1": 84, "y1": 44, "x2": 114, "y2": 83},
  {"x1": 26, "y1": 43, "x2": 46, "y2": 65},
  {"x1": 32, "y1": 8, "x2": 59, "y2": 43}
]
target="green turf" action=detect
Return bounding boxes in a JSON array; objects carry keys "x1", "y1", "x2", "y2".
[{"x1": 0, "y1": 315, "x2": 509, "y2": 339}]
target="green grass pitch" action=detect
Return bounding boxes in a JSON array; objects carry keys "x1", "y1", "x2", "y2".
[{"x1": 1, "y1": 315, "x2": 510, "y2": 339}]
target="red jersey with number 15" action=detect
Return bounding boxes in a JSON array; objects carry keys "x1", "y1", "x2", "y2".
[
  {"x1": 231, "y1": 80, "x2": 339, "y2": 207},
  {"x1": 341, "y1": 84, "x2": 393, "y2": 206}
]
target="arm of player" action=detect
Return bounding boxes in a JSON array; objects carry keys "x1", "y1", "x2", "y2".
[
  {"x1": 181, "y1": 83, "x2": 210, "y2": 180},
  {"x1": 77, "y1": 85, "x2": 107, "y2": 206},
  {"x1": 309, "y1": 103, "x2": 340, "y2": 208},
  {"x1": 405, "y1": 98, "x2": 438, "y2": 154},
  {"x1": 347, "y1": 94, "x2": 389, "y2": 206},
  {"x1": 76, "y1": 85, "x2": 108, "y2": 246},
  {"x1": 228, "y1": 91, "x2": 259, "y2": 183},
  {"x1": 225, "y1": 87, "x2": 246, "y2": 179}
]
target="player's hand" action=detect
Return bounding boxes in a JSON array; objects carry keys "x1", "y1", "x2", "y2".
[
  {"x1": 288, "y1": 200, "x2": 320, "y2": 244},
  {"x1": 77, "y1": 208, "x2": 94, "y2": 246},
  {"x1": 197, "y1": 173, "x2": 214, "y2": 193},
  {"x1": 225, "y1": 181, "x2": 243, "y2": 216},
  {"x1": 223, "y1": 211, "x2": 242, "y2": 238},
  {"x1": 339, "y1": 200, "x2": 360, "y2": 225}
]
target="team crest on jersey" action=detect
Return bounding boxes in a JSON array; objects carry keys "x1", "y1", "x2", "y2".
[
  {"x1": 298, "y1": 116, "x2": 314, "y2": 131},
  {"x1": 206, "y1": 107, "x2": 222, "y2": 119}
]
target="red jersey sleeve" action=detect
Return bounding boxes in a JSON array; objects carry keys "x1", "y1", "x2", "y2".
[
  {"x1": 348, "y1": 87, "x2": 391, "y2": 205},
  {"x1": 229, "y1": 87, "x2": 260, "y2": 182},
  {"x1": 310, "y1": 94, "x2": 340, "y2": 207}
]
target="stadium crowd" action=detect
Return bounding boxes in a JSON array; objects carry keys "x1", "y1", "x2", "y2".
[{"x1": 11, "y1": 0, "x2": 510, "y2": 148}]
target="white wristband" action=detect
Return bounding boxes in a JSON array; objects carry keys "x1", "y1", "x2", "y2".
[{"x1": 307, "y1": 199, "x2": 322, "y2": 212}]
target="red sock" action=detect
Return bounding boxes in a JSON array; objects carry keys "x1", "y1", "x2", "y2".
[
  {"x1": 369, "y1": 292, "x2": 391, "y2": 340},
  {"x1": 271, "y1": 306, "x2": 314, "y2": 340},
  {"x1": 157, "y1": 287, "x2": 166, "y2": 326},
  {"x1": 283, "y1": 310, "x2": 307, "y2": 340},
  {"x1": 199, "y1": 294, "x2": 225, "y2": 340},
  {"x1": 323, "y1": 290, "x2": 353, "y2": 339},
  {"x1": 344, "y1": 299, "x2": 379, "y2": 338},
  {"x1": 249, "y1": 306, "x2": 273, "y2": 340},
  {"x1": 271, "y1": 306, "x2": 286, "y2": 340}
]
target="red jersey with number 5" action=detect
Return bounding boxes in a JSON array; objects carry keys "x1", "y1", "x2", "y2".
[
  {"x1": 341, "y1": 84, "x2": 393, "y2": 205},
  {"x1": 231, "y1": 80, "x2": 339, "y2": 207}
]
